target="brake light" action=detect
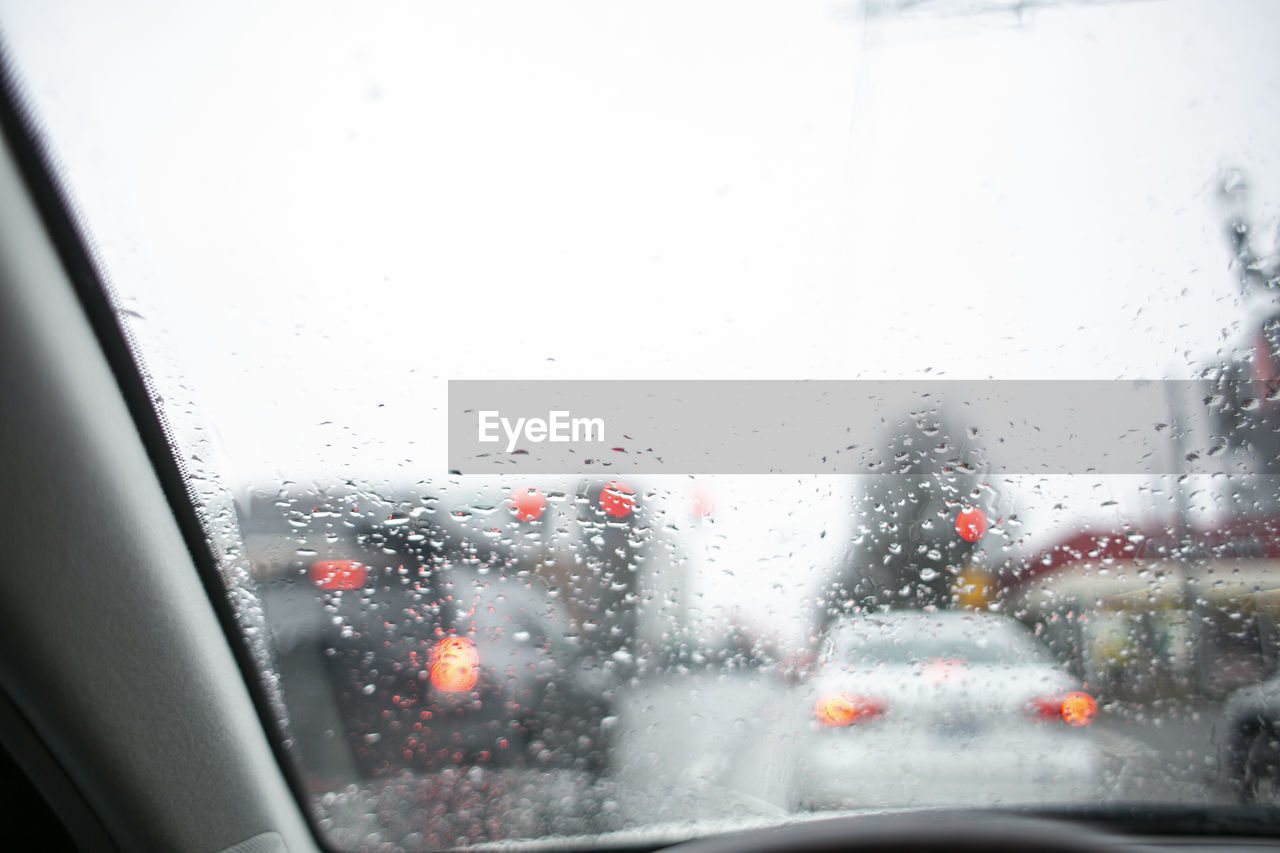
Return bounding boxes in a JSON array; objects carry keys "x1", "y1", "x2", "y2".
[
  {"x1": 600, "y1": 480, "x2": 636, "y2": 518},
  {"x1": 1028, "y1": 691, "x2": 1097, "y2": 726},
  {"x1": 955, "y1": 506, "x2": 988, "y2": 542},
  {"x1": 1060, "y1": 691, "x2": 1098, "y2": 725},
  {"x1": 430, "y1": 636, "x2": 479, "y2": 692},
  {"x1": 508, "y1": 486, "x2": 546, "y2": 521},
  {"x1": 815, "y1": 692, "x2": 885, "y2": 726},
  {"x1": 309, "y1": 559, "x2": 367, "y2": 590}
]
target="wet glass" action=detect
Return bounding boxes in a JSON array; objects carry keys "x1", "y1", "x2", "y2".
[
  {"x1": 834, "y1": 630, "x2": 1054, "y2": 667},
  {"x1": 3, "y1": 0, "x2": 1280, "y2": 848}
]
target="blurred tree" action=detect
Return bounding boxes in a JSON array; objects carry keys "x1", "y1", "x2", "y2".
[
  {"x1": 816, "y1": 407, "x2": 989, "y2": 630},
  {"x1": 1220, "y1": 169, "x2": 1280, "y2": 298},
  {"x1": 566, "y1": 478, "x2": 648, "y2": 659},
  {"x1": 1206, "y1": 170, "x2": 1280, "y2": 489}
]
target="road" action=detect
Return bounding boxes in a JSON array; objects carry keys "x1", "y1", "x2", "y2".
[
  {"x1": 1093, "y1": 697, "x2": 1237, "y2": 805},
  {"x1": 606, "y1": 671, "x2": 1239, "y2": 821},
  {"x1": 316, "y1": 671, "x2": 1244, "y2": 848}
]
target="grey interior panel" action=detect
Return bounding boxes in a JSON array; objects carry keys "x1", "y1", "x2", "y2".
[{"x1": 0, "y1": 129, "x2": 314, "y2": 852}]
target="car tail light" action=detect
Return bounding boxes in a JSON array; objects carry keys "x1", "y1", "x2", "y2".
[
  {"x1": 1028, "y1": 691, "x2": 1097, "y2": 726},
  {"x1": 430, "y1": 636, "x2": 479, "y2": 692},
  {"x1": 309, "y1": 559, "x2": 367, "y2": 590},
  {"x1": 815, "y1": 692, "x2": 885, "y2": 726}
]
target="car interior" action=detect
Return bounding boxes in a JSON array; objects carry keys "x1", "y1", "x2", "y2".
[{"x1": 5, "y1": 4, "x2": 1280, "y2": 853}]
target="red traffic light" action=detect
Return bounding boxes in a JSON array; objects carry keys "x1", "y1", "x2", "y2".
[
  {"x1": 955, "y1": 507, "x2": 987, "y2": 542},
  {"x1": 508, "y1": 486, "x2": 546, "y2": 521},
  {"x1": 600, "y1": 480, "x2": 636, "y2": 518},
  {"x1": 309, "y1": 559, "x2": 368, "y2": 590}
]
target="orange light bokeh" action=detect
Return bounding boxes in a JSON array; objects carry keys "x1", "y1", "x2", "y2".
[
  {"x1": 430, "y1": 636, "x2": 479, "y2": 692},
  {"x1": 815, "y1": 692, "x2": 883, "y2": 726},
  {"x1": 1060, "y1": 691, "x2": 1098, "y2": 726}
]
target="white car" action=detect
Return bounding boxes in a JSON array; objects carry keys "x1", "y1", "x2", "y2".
[{"x1": 790, "y1": 610, "x2": 1104, "y2": 811}]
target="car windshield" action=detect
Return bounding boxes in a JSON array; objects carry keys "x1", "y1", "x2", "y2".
[{"x1": 4, "y1": 0, "x2": 1280, "y2": 849}]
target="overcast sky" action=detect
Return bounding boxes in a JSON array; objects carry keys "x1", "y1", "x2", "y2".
[{"x1": 3, "y1": 0, "x2": 1279, "y2": 636}]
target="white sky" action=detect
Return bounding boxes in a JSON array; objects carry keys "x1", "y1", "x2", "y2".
[{"x1": 2, "y1": 0, "x2": 1279, "y2": 637}]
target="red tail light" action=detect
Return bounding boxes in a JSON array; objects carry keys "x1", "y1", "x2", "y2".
[
  {"x1": 430, "y1": 636, "x2": 479, "y2": 692},
  {"x1": 955, "y1": 506, "x2": 988, "y2": 542},
  {"x1": 1028, "y1": 691, "x2": 1097, "y2": 726},
  {"x1": 309, "y1": 559, "x2": 367, "y2": 590},
  {"x1": 815, "y1": 692, "x2": 886, "y2": 726}
]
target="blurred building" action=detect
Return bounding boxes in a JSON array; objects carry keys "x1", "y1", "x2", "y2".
[{"x1": 1000, "y1": 518, "x2": 1280, "y2": 699}]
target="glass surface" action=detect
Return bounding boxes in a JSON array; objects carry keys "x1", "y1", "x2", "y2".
[
  {"x1": 833, "y1": 616, "x2": 1054, "y2": 666},
  {"x1": 4, "y1": 0, "x2": 1280, "y2": 848}
]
